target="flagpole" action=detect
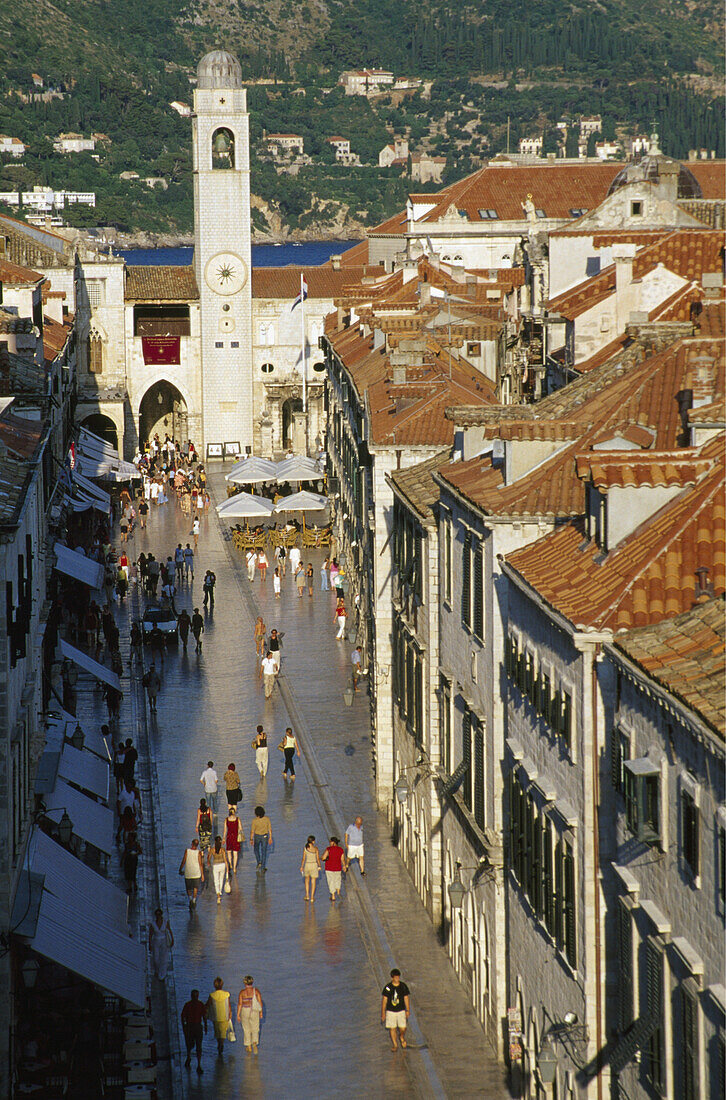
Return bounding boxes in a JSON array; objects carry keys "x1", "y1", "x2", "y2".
[{"x1": 300, "y1": 272, "x2": 308, "y2": 456}]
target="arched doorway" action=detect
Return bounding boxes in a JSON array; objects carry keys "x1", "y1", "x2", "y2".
[
  {"x1": 139, "y1": 380, "x2": 188, "y2": 449},
  {"x1": 81, "y1": 414, "x2": 118, "y2": 450},
  {"x1": 281, "y1": 396, "x2": 303, "y2": 450}
]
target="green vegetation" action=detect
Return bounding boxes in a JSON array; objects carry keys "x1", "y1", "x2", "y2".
[{"x1": 0, "y1": 0, "x2": 722, "y2": 236}]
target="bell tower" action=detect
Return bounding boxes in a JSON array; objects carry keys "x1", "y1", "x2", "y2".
[{"x1": 193, "y1": 49, "x2": 253, "y2": 454}]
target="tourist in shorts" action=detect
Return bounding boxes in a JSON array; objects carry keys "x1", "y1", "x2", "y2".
[{"x1": 381, "y1": 969, "x2": 410, "y2": 1050}]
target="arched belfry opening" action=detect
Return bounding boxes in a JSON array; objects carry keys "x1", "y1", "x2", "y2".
[
  {"x1": 139, "y1": 380, "x2": 188, "y2": 447},
  {"x1": 212, "y1": 127, "x2": 235, "y2": 169}
]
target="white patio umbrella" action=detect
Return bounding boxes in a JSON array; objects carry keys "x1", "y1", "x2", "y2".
[
  {"x1": 225, "y1": 456, "x2": 278, "y2": 484},
  {"x1": 216, "y1": 492, "x2": 275, "y2": 519},
  {"x1": 275, "y1": 456, "x2": 323, "y2": 484},
  {"x1": 273, "y1": 490, "x2": 328, "y2": 512}
]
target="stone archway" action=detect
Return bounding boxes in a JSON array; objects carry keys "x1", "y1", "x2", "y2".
[
  {"x1": 281, "y1": 396, "x2": 304, "y2": 451},
  {"x1": 81, "y1": 413, "x2": 118, "y2": 450},
  {"x1": 139, "y1": 380, "x2": 188, "y2": 449}
]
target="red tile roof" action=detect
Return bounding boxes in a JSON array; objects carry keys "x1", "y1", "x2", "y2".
[
  {"x1": 575, "y1": 451, "x2": 712, "y2": 489},
  {"x1": 124, "y1": 265, "x2": 199, "y2": 301},
  {"x1": 0, "y1": 257, "x2": 45, "y2": 285},
  {"x1": 613, "y1": 596, "x2": 725, "y2": 737},
  {"x1": 251, "y1": 265, "x2": 383, "y2": 299},
  {"x1": 505, "y1": 437, "x2": 725, "y2": 631},
  {"x1": 688, "y1": 161, "x2": 726, "y2": 200}
]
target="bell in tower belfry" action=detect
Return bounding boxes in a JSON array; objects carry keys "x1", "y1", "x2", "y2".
[{"x1": 212, "y1": 127, "x2": 235, "y2": 169}]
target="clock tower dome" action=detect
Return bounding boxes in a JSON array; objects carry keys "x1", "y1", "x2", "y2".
[{"x1": 193, "y1": 49, "x2": 253, "y2": 453}]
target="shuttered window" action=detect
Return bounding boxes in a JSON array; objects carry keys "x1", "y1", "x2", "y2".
[
  {"x1": 473, "y1": 719, "x2": 485, "y2": 829},
  {"x1": 611, "y1": 726, "x2": 630, "y2": 794},
  {"x1": 719, "y1": 826, "x2": 726, "y2": 908},
  {"x1": 461, "y1": 532, "x2": 471, "y2": 629},
  {"x1": 563, "y1": 839, "x2": 576, "y2": 969},
  {"x1": 543, "y1": 816, "x2": 554, "y2": 935},
  {"x1": 444, "y1": 520, "x2": 452, "y2": 604},
  {"x1": 681, "y1": 985, "x2": 699, "y2": 1100},
  {"x1": 644, "y1": 939, "x2": 665, "y2": 1094},
  {"x1": 405, "y1": 645, "x2": 415, "y2": 725},
  {"x1": 472, "y1": 542, "x2": 484, "y2": 640},
  {"x1": 618, "y1": 898, "x2": 634, "y2": 1030},
  {"x1": 413, "y1": 651, "x2": 423, "y2": 745},
  {"x1": 530, "y1": 799, "x2": 542, "y2": 917},
  {"x1": 462, "y1": 708, "x2": 472, "y2": 810},
  {"x1": 440, "y1": 677, "x2": 452, "y2": 775},
  {"x1": 560, "y1": 691, "x2": 572, "y2": 750},
  {"x1": 681, "y1": 789, "x2": 699, "y2": 877},
  {"x1": 554, "y1": 835, "x2": 563, "y2": 945}
]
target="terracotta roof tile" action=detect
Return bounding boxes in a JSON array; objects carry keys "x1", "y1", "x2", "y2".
[
  {"x1": 0, "y1": 257, "x2": 45, "y2": 285},
  {"x1": 505, "y1": 438, "x2": 725, "y2": 631},
  {"x1": 575, "y1": 451, "x2": 712, "y2": 489},
  {"x1": 252, "y1": 264, "x2": 383, "y2": 299},
  {"x1": 613, "y1": 596, "x2": 725, "y2": 737},
  {"x1": 124, "y1": 265, "x2": 198, "y2": 301},
  {"x1": 688, "y1": 161, "x2": 726, "y2": 200}
]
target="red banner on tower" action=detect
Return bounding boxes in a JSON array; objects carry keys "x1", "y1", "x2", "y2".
[{"x1": 141, "y1": 336, "x2": 180, "y2": 365}]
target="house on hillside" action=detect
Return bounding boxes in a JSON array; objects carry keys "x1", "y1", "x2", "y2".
[
  {"x1": 0, "y1": 136, "x2": 26, "y2": 158},
  {"x1": 53, "y1": 133, "x2": 96, "y2": 154},
  {"x1": 327, "y1": 137, "x2": 359, "y2": 165}
]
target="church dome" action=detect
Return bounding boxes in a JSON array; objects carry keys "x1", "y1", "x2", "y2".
[
  {"x1": 197, "y1": 50, "x2": 243, "y2": 90},
  {"x1": 606, "y1": 133, "x2": 702, "y2": 200}
]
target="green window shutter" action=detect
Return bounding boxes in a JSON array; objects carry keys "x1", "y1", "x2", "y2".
[
  {"x1": 474, "y1": 723, "x2": 485, "y2": 829},
  {"x1": 682, "y1": 986, "x2": 698, "y2": 1100},
  {"x1": 543, "y1": 817, "x2": 554, "y2": 935},
  {"x1": 414, "y1": 652, "x2": 423, "y2": 745},
  {"x1": 611, "y1": 727, "x2": 621, "y2": 790},
  {"x1": 563, "y1": 840, "x2": 576, "y2": 968},
  {"x1": 645, "y1": 940, "x2": 665, "y2": 1092},
  {"x1": 554, "y1": 839, "x2": 564, "y2": 946},
  {"x1": 624, "y1": 767, "x2": 638, "y2": 835},
  {"x1": 405, "y1": 643, "x2": 415, "y2": 724},
  {"x1": 462, "y1": 708, "x2": 472, "y2": 810},
  {"x1": 541, "y1": 673, "x2": 551, "y2": 725},
  {"x1": 473, "y1": 544, "x2": 484, "y2": 638},
  {"x1": 530, "y1": 806, "x2": 542, "y2": 917},
  {"x1": 561, "y1": 691, "x2": 572, "y2": 749},
  {"x1": 618, "y1": 899, "x2": 633, "y2": 1030},
  {"x1": 461, "y1": 532, "x2": 471, "y2": 628},
  {"x1": 682, "y1": 790, "x2": 699, "y2": 876},
  {"x1": 551, "y1": 688, "x2": 562, "y2": 734}
]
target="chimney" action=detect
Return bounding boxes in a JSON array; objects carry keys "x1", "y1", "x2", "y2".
[
  {"x1": 612, "y1": 243, "x2": 638, "y2": 331},
  {"x1": 419, "y1": 282, "x2": 431, "y2": 306},
  {"x1": 330, "y1": 254, "x2": 342, "y2": 270},
  {"x1": 392, "y1": 365, "x2": 407, "y2": 385},
  {"x1": 693, "y1": 566, "x2": 715, "y2": 604},
  {"x1": 702, "y1": 272, "x2": 723, "y2": 300}
]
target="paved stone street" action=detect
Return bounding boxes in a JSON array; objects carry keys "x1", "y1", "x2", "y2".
[{"x1": 76, "y1": 469, "x2": 509, "y2": 1099}]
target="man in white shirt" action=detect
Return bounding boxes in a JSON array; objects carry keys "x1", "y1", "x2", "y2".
[
  {"x1": 200, "y1": 761, "x2": 219, "y2": 819},
  {"x1": 261, "y1": 652, "x2": 278, "y2": 698},
  {"x1": 288, "y1": 546, "x2": 301, "y2": 573},
  {"x1": 345, "y1": 816, "x2": 365, "y2": 876},
  {"x1": 246, "y1": 550, "x2": 258, "y2": 582}
]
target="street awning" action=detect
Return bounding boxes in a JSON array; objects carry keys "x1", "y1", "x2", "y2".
[
  {"x1": 45, "y1": 710, "x2": 111, "y2": 762},
  {"x1": 54, "y1": 543, "x2": 104, "y2": 589},
  {"x1": 42, "y1": 777, "x2": 114, "y2": 854},
  {"x1": 58, "y1": 743, "x2": 110, "y2": 802},
  {"x1": 22, "y1": 890, "x2": 144, "y2": 1006},
  {"x1": 25, "y1": 830, "x2": 128, "y2": 931},
  {"x1": 72, "y1": 471, "x2": 111, "y2": 508},
  {"x1": 75, "y1": 454, "x2": 140, "y2": 482},
  {"x1": 78, "y1": 428, "x2": 119, "y2": 461},
  {"x1": 59, "y1": 639, "x2": 121, "y2": 692}
]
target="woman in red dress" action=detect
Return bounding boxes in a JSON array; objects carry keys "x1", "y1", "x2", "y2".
[{"x1": 222, "y1": 806, "x2": 244, "y2": 873}]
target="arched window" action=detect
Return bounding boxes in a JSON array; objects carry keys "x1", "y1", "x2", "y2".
[
  {"x1": 87, "y1": 333, "x2": 104, "y2": 374},
  {"x1": 211, "y1": 127, "x2": 235, "y2": 169}
]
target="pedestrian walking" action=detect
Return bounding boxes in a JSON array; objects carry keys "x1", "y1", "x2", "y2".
[
  {"x1": 268, "y1": 628, "x2": 283, "y2": 670},
  {"x1": 130, "y1": 621, "x2": 143, "y2": 665},
  {"x1": 345, "y1": 816, "x2": 365, "y2": 875},
  {"x1": 122, "y1": 831, "x2": 142, "y2": 894},
  {"x1": 196, "y1": 798, "x2": 214, "y2": 852},
  {"x1": 321, "y1": 557, "x2": 330, "y2": 591},
  {"x1": 351, "y1": 645, "x2": 362, "y2": 691},
  {"x1": 181, "y1": 990, "x2": 207, "y2": 1073},
  {"x1": 200, "y1": 761, "x2": 219, "y2": 819},
  {"x1": 223, "y1": 763, "x2": 242, "y2": 811},
  {"x1": 202, "y1": 569, "x2": 216, "y2": 608},
  {"x1": 257, "y1": 549, "x2": 268, "y2": 581},
  {"x1": 250, "y1": 805, "x2": 273, "y2": 872},
  {"x1": 306, "y1": 562, "x2": 314, "y2": 597},
  {"x1": 206, "y1": 978, "x2": 233, "y2": 1057},
  {"x1": 322, "y1": 836, "x2": 347, "y2": 901},
  {"x1": 138, "y1": 498, "x2": 148, "y2": 529},
  {"x1": 123, "y1": 738, "x2": 138, "y2": 786},
  {"x1": 261, "y1": 651, "x2": 277, "y2": 698},
  {"x1": 142, "y1": 663, "x2": 161, "y2": 711},
  {"x1": 289, "y1": 545, "x2": 301, "y2": 574},
  {"x1": 279, "y1": 727, "x2": 299, "y2": 780},
  {"x1": 178, "y1": 608, "x2": 191, "y2": 651},
  {"x1": 295, "y1": 563, "x2": 305, "y2": 598},
  {"x1": 113, "y1": 740, "x2": 126, "y2": 795},
  {"x1": 148, "y1": 908, "x2": 173, "y2": 980},
  {"x1": 272, "y1": 567, "x2": 281, "y2": 598},
  {"x1": 300, "y1": 835, "x2": 321, "y2": 901},
  {"x1": 254, "y1": 616, "x2": 266, "y2": 656},
  {"x1": 179, "y1": 838, "x2": 204, "y2": 909},
  {"x1": 175, "y1": 544, "x2": 185, "y2": 583},
  {"x1": 192, "y1": 517, "x2": 200, "y2": 547},
  {"x1": 223, "y1": 806, "x2": 244, "y2": 873},
  {"x1": 275, "y1": 543, "x2": 287, "y2": 576},
  {"x1": 184, "y1": 543, "x2": 194, "y2": 580},
  {"x1": 329, "y1": 558, "x2": 339, "y2": 590},
  {"x1": 191, "y1": 607, "x2": 204, "y2": 653},
  {"x1": 252, "y1": 725, "x2": 268, "y2": 777},
  {"x1": 334, "y1": 564, "x2": 346, "y2": 601},
  {"x1": 246, "y1": 549, "x2": 257, "y2": 582},
  {"x1": 207, "y1": 836, "x2": 230, "y2": 904},
  {"x1": 236, "y1": 977, "x2": 263, "y2": 1054},
  {"x1": 381, "y1": 969, "x2": 411, "y2": 1050},
  {"x1": 334, "y1": 599, "x2": 347, "y2": 639}
]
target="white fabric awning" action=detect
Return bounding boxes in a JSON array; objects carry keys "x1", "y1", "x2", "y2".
[
  {"x1": 45, "y1": 711, "x2": 111, "y2": 762},
  {"x1": 25, "y1": 889, "x2": 145, "y2": 1006},
  {"x1": 75, "y1": 454, "x2": 140, "y2": 482},
  {"x1": 78, "y1": 428, "x2": 119, "y2": 461},
  {"x1": 58, "y1": 743, "x2": 110, "y2": 802},
  {"x1": 26, "y1": 830, "x2": 128, "y2": 931},
  {"x1": 43, "y1": 777, "x2": 114, "y2": 854},
  {"x1": 59, "y1": 639, "x2": 121, "y2": 691},
  {"x1": 72, "y1": 471, "x2": 111, "y2": 507},
  {"x1": 54, "y1": 543, "x2": 104, "y2": 589}
]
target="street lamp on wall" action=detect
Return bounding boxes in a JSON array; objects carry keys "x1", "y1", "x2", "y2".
[
  {"x1": 448, "y1": 863, "x2": 466, "y2": 909},
  {"x1": 57, "y1": 811, "x2": 73, "y2": 846},
  {"x1": 21, "y1": 958, "x2": 40, "y2": 990},
  {"x1": 537, "y1": 1039, "x2": 558, "y2": 1085}
]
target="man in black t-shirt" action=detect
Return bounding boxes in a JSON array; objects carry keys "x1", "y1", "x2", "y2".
[{"x1": 381, "y1": 968, "x2": 410, "y2": 1050}]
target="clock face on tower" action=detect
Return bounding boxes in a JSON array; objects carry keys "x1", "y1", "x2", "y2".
[{"x1": 204, "y1": 251, "x2": 247, "y2": 295}]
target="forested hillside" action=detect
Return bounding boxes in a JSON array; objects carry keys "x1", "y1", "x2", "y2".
[{"x1": 0, "y1": 0, "x2": 722, "y2": 237}]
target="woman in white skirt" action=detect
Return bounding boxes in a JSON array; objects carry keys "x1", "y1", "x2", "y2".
[
  {"x1": 207, "y1": 836, "x2": 230, "y2": 904},
  {"x1": 148, "y1": 908, "x2": 174, "y2": 980}
]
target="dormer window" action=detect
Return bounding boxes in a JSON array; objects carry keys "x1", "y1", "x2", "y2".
[
  {"x1": 478, "y1": 209, "x2": 498, "y2": 220},
  {"x1": 630, "y1": 201, "x2": 642, "y2": 217},
  {"x1": 570, "y1": 208, "x2": 587, "y2": 217},
  {"x1": 535, "y1": 208, "x2": 546, "y2": 219},
  {"x1": 586, "y1": 483, "x2": 607, "y2": 550}
]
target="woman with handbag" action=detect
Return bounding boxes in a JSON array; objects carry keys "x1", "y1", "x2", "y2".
[
  {"x1": 223, "y1": 763, "x2": 242, "y2": 813},
  {"x1": 236, "y1": 976, "x2": 264, "y2": 1054},
  {"x1": 280, "y1": 728, "x2": 299, "y2": 780},
  {"x1": 206, "y1": 978, "x2": 233, "y2": 1056},
  {"x1": 196, "y1": 798, "x2": 213, "y2": 852},
  {"x1": 207, "y1": 836, "x2": 230, "y2": 904}
]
